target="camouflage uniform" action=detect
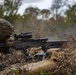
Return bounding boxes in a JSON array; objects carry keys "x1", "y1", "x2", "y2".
[{"x1": 0, "y1": 18, "x2": 14, "y2": 53}]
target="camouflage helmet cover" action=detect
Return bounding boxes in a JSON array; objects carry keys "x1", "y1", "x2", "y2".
[{"x1": 0, "y1": 18, "x2": 14, "y2": 39}]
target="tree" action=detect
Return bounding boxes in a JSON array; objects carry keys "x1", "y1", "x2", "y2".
[
  {"x1": 22, "y1": 7, "x2": 40, "y2": 32},
  {"x1": 40, "y1": 9, "x2": 50, "y2": 20},
  {"x1": 4, "y1": 0, "x2": 22, "y2": 15},
  {"x1": 24, "y1": 7, "x2": 40, "y2": 19},
  {"x1": 64, "y1": 4, "x2": 76, "y2": 36},
  {"x1": 49, "y1": 0, "x2": 69, "y2": 39},
  {"x1": 0, "y1": 0, "x2": 22, "y2": 23},
  {"x1": 65, "y1": 4, "x2": 76, "y2": 26},
  {"x1": 50, "y1": 0, "x2": 67, "y2": 20},
  {"x1": 0, "y1": 5, "x2": 4, "y2": 18}
]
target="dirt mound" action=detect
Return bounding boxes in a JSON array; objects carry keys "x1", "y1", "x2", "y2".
[
  {"x1": 0, "y1": 50, "x2": 25, "y2": 71},
  {"x1": 52, "y1": 38, "x2": 76, "y2": 75},
  {"x1": 1, "y1": 41, "x2": 76, "y2": 75}
]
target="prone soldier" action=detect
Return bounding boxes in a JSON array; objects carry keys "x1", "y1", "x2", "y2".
[{"x1": 0, "y1": 18, "x2": 14, "y2": 53}]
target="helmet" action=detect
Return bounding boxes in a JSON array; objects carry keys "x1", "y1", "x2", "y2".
[{"x1": 0, "y1": 18, "x2": 14, "y2": 40}]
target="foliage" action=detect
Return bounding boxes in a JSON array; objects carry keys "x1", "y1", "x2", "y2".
[
  {"x1": 8, "y1": 69, "x2": 19, "y2": 75},
  {"x1": 0, "y1": 5, "x2": 4, "y2": 18},
  {"x1": 0, "y1": 0, "x2": 22, "y2": 23},
  {"x1": 40, "y1": 9, "x2": 50, "y2": 20},
  {"x1": 65, "y1": 4, "x2": 76, "y2": 26},
  {"x1": 7, "y1": 70, "x2": 52, "y2": 75},
  {"x1": 24, "y1": 7, "x2": 40, "y2": 19},
  {"x1": 4, "y1": 0, "x2": 21, "y2": 15}
]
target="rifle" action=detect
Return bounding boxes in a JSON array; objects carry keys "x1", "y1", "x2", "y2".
[{"x1": 12, "y1": 32, "x2": 65, "y2": 60}]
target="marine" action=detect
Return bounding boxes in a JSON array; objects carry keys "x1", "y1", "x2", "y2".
[{"x1": 0, "y1": 18, "x2": 14, "y2": 53}]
